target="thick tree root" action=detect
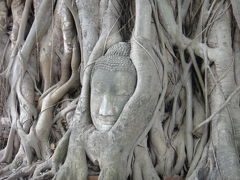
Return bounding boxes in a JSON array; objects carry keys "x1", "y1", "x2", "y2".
[{"x1": 132, "y1": 139, "x2": 160, "y2": 180}]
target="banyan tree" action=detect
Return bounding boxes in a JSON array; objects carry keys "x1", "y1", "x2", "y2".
[{"x1": 1, "y1": 0, "x2": 240, "y2": 179}]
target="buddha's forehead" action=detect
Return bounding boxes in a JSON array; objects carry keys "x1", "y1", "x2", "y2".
[{"x1": 91, "y1": 69, "x2": 136, "y2": 88}]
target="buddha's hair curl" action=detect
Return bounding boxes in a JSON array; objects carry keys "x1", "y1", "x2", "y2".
[{"x1": 92, "y1": 42, "x2": 136, "y2": 74}]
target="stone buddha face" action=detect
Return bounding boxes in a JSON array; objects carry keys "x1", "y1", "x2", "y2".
[{"x1": 90, "y1": 42, "x2": 136, "y2": 132}]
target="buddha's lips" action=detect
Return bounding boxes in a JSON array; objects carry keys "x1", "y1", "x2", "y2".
[{"x1": 96, "y1": 115, "x2": 117, "y2": 125}]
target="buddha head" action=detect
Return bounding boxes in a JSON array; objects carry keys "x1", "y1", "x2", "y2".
[{"x1": 90, "y1": 42, "x2": 137, "y2": 132}]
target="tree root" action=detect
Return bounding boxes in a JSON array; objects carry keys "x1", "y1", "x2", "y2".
[
  {"x1": 132, "y1": 139, "x2": 160, "y2": 180},
  {"x1": 35, "y1": 37, "x2": 80, "y2": 159},
  {"x1": 32, "y1": 131, "x2": 71, "y2": 179},
  {"x1": 6, "y1": 163, "x2": 37, "y2": 180},
  {"x1": 17, "y1": 120, "x2": 42, "y2": 164},
  {"x1": 32, "y1": 160, "x2": 55, "y2": 180},
  {"x1": 0, "y1": 126, "x2": 16, "y2": 163}
]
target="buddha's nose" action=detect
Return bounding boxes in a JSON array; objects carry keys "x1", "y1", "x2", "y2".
[{"x1": 99, "y1": 95, "x2": 115, "y2": 116}]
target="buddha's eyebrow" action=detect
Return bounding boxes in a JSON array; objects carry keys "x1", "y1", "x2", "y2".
[{"x1": 115, "y1": 82, "x2": 131, "y2": 91}]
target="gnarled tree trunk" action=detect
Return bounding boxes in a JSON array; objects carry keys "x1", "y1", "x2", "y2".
[{"x1": 1, "y1": 0, "x2": 240, "y2": 179}]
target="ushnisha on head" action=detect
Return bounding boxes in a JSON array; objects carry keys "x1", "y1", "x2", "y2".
[{"x1": 90, "y1": 42, "x2": 137, "y2": 132}]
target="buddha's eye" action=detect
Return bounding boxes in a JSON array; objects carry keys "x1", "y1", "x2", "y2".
[
  {"x1": 115, "y1": 90, "x2": 130, "y2": 97},
  {"x1": 92, "y1": 88, "x2": 101, "y2": 94},
  {"x1": 115, "y1": 84, "x2": 132, "y2": 97},
  {"x1": 92, "y1": 82, "x2": 104, "y2": 93}
]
